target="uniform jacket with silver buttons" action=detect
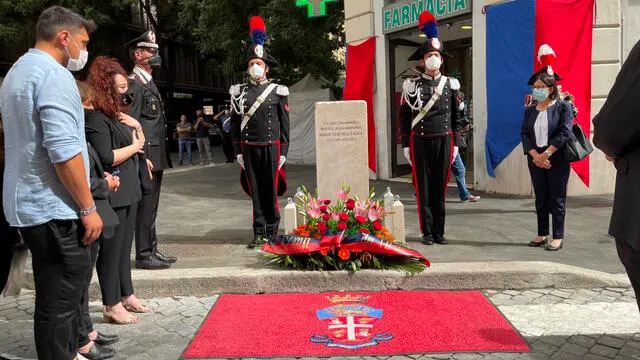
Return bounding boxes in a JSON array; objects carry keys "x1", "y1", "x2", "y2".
[
  {"x1": 128, "y1": 73, "x2": 172, "y2": 171},
  {"x1": 400, "y1": 73, "x2": 467, "y2": 148},
  {"x1": 229, "y1": 79, "x2": 290, "y2": 157}
]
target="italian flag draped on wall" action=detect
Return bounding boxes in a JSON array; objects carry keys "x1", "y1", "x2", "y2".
[{"x1": 485, "y1": 0, "x2": 595, "y2": 186}]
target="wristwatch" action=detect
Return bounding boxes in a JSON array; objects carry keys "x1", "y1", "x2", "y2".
[{"x1": 545, "y1": 149, "x2": 553, "y2": 157}]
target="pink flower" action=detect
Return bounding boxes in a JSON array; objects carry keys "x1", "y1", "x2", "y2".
[
  {"x1": 368, "y1": 207, "x2": 382, "y2": 222},
  {"x1": 305, "y1": 197, "x2": 322, "y2": 218},
  {"x1": 331, "y1": 211, "x2": 341, "y2": 221},
  {"x1": 336, "y1": 190, "x2": 348, "y2": 202}
]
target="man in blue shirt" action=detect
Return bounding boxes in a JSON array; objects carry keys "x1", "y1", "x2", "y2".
[{"x1": 0, "y1": 6, "x2": 101, "y2": 360}]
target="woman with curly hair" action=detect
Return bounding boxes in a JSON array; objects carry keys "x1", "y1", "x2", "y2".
[{"x1": 86, "y1": 56, "x2": 150, "y2": 325}]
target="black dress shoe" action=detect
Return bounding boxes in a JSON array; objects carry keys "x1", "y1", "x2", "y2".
[
  {"x1": 79, "y1": 343, "x2": 115, "y2": 360},
  {"x1": 422, "y1": 235, "x2": 434, "y2": 245},
  {"x1": 528, "y1": 237, "x2": 547, "y2": 247},
  {"x1": 135, "y1": 255, "x2": 171, "y2": 270},
  {"x1": 434, "y1": 235, "x2": 448, "y2": 245},
  {"x1": 155, "y1": 250, "x2": 177, "y2": 263},
  {"x1": 94, "y1": 332, "x2": 119, "y2": 346}
]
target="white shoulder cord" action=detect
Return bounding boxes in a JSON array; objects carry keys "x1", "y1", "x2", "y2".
[
  {"x1": 402, "y1": 83, "x2": 423, "y2": 111},
  {"x1": 230, "y1": 87, "x2": 248, "y2": 115}
]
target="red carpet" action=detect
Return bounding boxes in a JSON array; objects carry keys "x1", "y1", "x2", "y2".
[{"x1": 182, "y1": 291, "x2": 529, "y2": 358}]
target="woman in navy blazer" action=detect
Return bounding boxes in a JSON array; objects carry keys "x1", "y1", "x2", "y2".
[{"x1": 520, "y1": 74, "x2": 574, "y2": 251}]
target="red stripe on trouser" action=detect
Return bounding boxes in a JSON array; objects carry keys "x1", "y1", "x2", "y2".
[
  {"x1": 409, "y1": 133, "x2": 424, "y2": 234},
  {"x1": 443, "y1": 133, "x2": 454, "y2": 202},
  {"x1": 274, "y1": 141, "x2": 280, "y2": 213}
]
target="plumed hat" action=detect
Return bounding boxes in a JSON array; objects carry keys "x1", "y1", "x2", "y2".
[
  {"x1": 527, "y1": 44, "x2": 563, "y2": 85},
  {"x1": 246, "y1": 16, "x2": 279, "y2": 68},
  {"x1": 408, "y1": 12, "x2": 448, "y2": 61}
]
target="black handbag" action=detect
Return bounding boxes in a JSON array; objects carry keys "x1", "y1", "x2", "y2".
[{"x1": 564, "y1": 122, "x2": 594, "y2": 162}]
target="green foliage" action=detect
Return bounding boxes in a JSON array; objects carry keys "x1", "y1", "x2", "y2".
[{"x1": 176, "y1": 0, "x2": 345, "y2": 86}]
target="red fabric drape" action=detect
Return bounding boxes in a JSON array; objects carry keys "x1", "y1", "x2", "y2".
[
  {"x1": 344, "y1": 37, "x2": 377, "y2": 174},
  {"x1": 535, "y1": 0, "x2": 594, "y2": 186}
]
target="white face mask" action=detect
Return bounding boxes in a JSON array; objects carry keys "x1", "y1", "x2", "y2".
[
  {"x1": 65, "y1": 35, "x2": 88, "y2": 72},
  {"x1": 424, "y1": 55, "x2": 442, "y2": 71},
  {"x1": 249, "y1": 63, "x2": 266, "y2": 80}
]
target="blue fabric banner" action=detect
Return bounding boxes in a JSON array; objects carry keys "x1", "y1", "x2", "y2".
[{"x1": 485, "y1": 0, "x2": 535, "y2": 177}]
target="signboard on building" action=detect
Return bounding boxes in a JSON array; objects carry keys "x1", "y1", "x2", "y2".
[{"x1": 383, "y1": 0, "x2": 471, "y2": 34}]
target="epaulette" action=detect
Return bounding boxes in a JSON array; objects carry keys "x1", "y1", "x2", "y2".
[
  {"x1": 276, "y1": 85, "x2": 289, "y2": 97},
  {"x1": 402, "y1": 77, "x2": 418, "y2": 94},
  {"x1": 449, "y1": 78, "x2": 461, "y2": 90},
  {"x1": 229, "y1": 84, "x2": 243, "y2": 96}
]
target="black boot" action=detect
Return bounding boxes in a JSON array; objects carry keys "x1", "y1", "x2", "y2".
[
  {"x1": 434, "y1": 235, "x2": 448, "y2": 245},
  {"x1": 422, "y1": 235, "x2": 434, "y2": 245}
]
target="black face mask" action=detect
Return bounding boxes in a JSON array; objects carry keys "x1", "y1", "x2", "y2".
[
  {"x1": 147, "y1": 53, "x2": 162, "y2": 68},
  {"x1": 121, "y1": 93, "x2": 133, "y2": 106}
]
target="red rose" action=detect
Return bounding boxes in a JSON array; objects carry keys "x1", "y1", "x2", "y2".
[
  {"x1": 345, "y1": 202, "x2": 355, "y2": 210},
  {"x1": 346, "y1": 198, "x2": 356, "y2": 204},
  {"x1": 359, "y1": 228, "x2": 370, "y2": 234},
  {"x1": 336, "y1": 223, "x2": 347, "y2": 231},
  {"x1": 320, "y1": 205, "x2": 328, "y2": 212},
  {"x1": 355, "y1": 216, "x2": 366, "y2": 224},
  {"x1": 324, "y1": 200, "x2": 331, "y2": 205},
  {"x1": 339, "y1": 213, "x2": 350, "y2": 222},
  {"x1": 322, "y1": 214, "x2": 331, "y2": 221},
  {"x1": 317, "y1": 222, "x2": 327, "y2": 234},
  {"x1": 373, "y1": 221, "x2": 383, "y2": 231}
]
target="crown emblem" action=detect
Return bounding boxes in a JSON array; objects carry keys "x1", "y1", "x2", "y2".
[
  {"x1": 148, "y1": 31, "x2": 156, "y2": 43},
  {"x1": 326, "y1": 294, "x2": 370, "y2": 304}
]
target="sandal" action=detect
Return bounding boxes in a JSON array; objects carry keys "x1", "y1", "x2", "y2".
[
  {"x1": 102, "y1": 311, "x2": 140, "y2": 325},
  {"x1": 123, "y1": 303, "x2": 152, "y2": 313}
]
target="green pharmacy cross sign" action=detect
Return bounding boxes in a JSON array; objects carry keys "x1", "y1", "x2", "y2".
[{"x1": 296, "y1": 0, "x2": 337, "y2": 18}]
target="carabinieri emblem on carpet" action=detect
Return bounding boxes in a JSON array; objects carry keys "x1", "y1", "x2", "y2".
[{"x1": 310, "y1": 294, "x2": 393, "y2": 349}]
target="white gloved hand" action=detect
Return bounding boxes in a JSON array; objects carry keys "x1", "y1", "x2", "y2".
[
  {"x1": 279, "y1": 155, "x2": 286, "y2": 169},
  {"x1": 451, "y1": 146, "x2": 459, "y2": 165},
  {"x1": 403, "y1": 147, "x2": 412, "y2": 166},
  {"x1": 237, "y1": 154, "x2": 244, "y2": 168}
]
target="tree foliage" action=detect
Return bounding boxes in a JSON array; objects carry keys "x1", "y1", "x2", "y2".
[
  {"x1": 176, "y1": 0, "x2": 345, "y2": 85},
  {"x1": 0, "y1": 0, "x2": 345, "y2": 86}
]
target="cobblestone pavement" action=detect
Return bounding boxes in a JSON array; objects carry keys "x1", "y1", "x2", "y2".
[{"x1": 2, "y1": 288, "x2": 640, "y2": 360}]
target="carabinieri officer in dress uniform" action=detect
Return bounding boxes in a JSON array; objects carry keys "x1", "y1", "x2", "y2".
[
  {"x1": 400, "y1": 11, "x2": 467, "y2": 246},
  {"x1": 126, "y1": 30, "x2": 177, "y2": 269},
  {"x1": 230, "y1": 16, "x2": 289, "y2": 249}
]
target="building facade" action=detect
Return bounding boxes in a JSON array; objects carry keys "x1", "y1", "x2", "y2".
[{"x1": 346, "y1": 0, "x2": 632, "y2": 196}]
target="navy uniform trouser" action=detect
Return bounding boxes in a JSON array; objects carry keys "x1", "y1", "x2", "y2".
[
  {"x1": 410, "y1": 134, "x2": 453, "y2": 237},
  {"x1": 243, "y1": 143, "x2": 281, "y2": 237}
]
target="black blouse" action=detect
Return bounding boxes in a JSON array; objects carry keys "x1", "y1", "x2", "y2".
[{"x1": 85, "y1": 110, "x2": 142, "y2": 208}]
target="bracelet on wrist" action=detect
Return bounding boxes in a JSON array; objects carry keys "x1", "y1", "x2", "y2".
[{"x1": 80, "y1": 204, "x2": 97, "y2": 217}]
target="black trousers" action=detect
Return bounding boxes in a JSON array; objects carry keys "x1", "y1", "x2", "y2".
[
  {"x1": 78, "y1": 241, "x2": 98, "y2": 348},
  {"x1": 136, "y1": 170, "x2": 163, "y2": 259},
  {"x1": 243, "y1": 144, "x2": 281, "y2": 236},
  {"x1": 97, "y1": 202, "x2": 137, "y2": 306},
  {"x1": 616, "y1": 239, "x2": 640, "y2": 313},
  {"x1": 21, "y1": 219, "x2": 91, "y2": 360},
  {"x1": 410, "y1": 134, "x2": 452, "y2": 237},
  {"x1": 527, "y1": 151, "x2": 570, "y2": 239},
  {"x1": 222, "y1": 134, "x2": 235, "y2": 162}
]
